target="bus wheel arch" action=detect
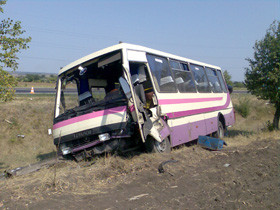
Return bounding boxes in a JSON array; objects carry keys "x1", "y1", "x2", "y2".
[
  {"x1": 145, "y1": 135, "x2": 171, "y2": 153},
  {"x1": 218, "y1": 113, "x2": 226, "y2": 129}
]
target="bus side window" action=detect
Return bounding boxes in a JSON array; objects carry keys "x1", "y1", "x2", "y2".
[
  {"x1": 169, "y1": 60, "x2": 197, "y2": 93},
  {"x1": 205, "y1": 67, "x2": 223, "y2": 93},
  {"x1": 216, "y1": 70, "x2": 228, "y2": 93},
  {"x1": 189, "y1": 64, "x2": 211, "y2": 93},
  {"x1": 146, "y1": 54, "x2": 177, "y2": 93}
]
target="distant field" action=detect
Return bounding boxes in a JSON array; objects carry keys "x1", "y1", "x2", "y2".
[
  {"x1": 16, "y1": 82, "x2": 56, "y2": 88},
  {"x1": 233, "y1": 87, "x2": 247, "y2": 91}
]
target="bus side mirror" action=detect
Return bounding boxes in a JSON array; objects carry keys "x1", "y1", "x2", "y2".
[
  {"x1": 227, "y1": 85, "x2": 233, "y2": 94},
  {"x1": 119, "y1": 77, "x2": 132, "y2": 99}
]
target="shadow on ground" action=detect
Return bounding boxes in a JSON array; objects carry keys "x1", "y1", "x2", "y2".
[
  {"x1": 37, "y1": 151, "x2": 57, "y2": 161},
  {"x1": 227, "y1": 129, "x2": 254, "y2": 137}
]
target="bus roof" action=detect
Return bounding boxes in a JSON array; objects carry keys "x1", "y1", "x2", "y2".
[{"x1": 58, "y1": 43, "x2": 221, "y2": 75}]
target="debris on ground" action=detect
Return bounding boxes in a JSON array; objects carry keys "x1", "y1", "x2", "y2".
[
  {"x1": 198, "y1": 136, "x2": 227, "y2": 151},
  {"x1": 129, "y1": 193, "x2": 149, "y2": 201},
  {"x1": 223, "y1": 163, "x2": 231, "y2": 167},
  {"x1": 4, "y1": 119, "x2": 12, "y2": 124},
  {"x1": 17, "y1": 135, "x2": 25, "y2": 138},
  {"x1": 0, "y1": 158, "x2": 62, "y2": 180},
  {"x1": 158, "y1": 159, "x2": 178, "y2": 174}
]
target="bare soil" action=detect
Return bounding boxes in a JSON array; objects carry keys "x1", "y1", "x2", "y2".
[{"x1": 0, "y1": 136, "x2": 279, "y2": 209}]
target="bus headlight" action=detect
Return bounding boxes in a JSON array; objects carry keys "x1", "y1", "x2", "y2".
[
  {"x1": 60, "y1": 144, "x2": 72, "y2": 155},
  {"x1": 98, "y1": 133, "x2": 110, "y2": 141}
]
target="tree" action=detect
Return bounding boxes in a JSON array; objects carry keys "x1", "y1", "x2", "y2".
[
  {"x1": 0, "y1": 0, "x2": 31, "y2": 101},
  {"x1": 245, "y1": 20, "x2": 280, "y2": 129},
  {"x1": 223, "y1": 70, "x2": 233, "y2": 86}
]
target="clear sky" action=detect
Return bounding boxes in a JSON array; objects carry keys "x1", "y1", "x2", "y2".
[{"x1": 2, "y1": 0, "x2": 279, "y2": 81}]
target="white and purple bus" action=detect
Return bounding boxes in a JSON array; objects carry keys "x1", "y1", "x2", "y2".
[{"x1": 53, "y1": 43, "x2": 235, "y2": 160}]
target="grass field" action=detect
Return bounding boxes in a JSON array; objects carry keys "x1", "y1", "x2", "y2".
[
  {"x1": 0, "y1": 93, "x2": 279, "y2": 209},
  {"x1": 0, "y1": 95, "x2": 56, "y2": 170},
  {"x1": 0, "y1": 93, "x2": 276, "y2": 171},
  {"x1": 16, "y1": 82, "x2": 56, "y2": 88}
]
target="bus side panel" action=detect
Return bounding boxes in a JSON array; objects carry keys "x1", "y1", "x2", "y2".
[
  {"x1": 168, "y1": 114, "x2": 207, "y2": 147},
  {"x1": 204, "y1": 116, "x2": 218, "y2": 135},
  {"x1": 168, "y1": 107, "x2": 235, "y2": 147},
  {"x1": 224, "y1": 108, "x2": 235, "y2": 126}
]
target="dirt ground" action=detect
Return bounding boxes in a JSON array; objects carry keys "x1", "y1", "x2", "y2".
[{"x1": 0, "y1": 135, "x2": 279, "y2": 209}]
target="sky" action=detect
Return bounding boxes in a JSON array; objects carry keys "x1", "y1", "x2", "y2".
[{"x1": 2, "y1": 0, "x2": 279, "y2": 81}]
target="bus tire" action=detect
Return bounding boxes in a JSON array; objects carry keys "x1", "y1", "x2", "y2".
[
  {"x1": 213, "y1": 121, "x2": 225, "y2": 139},
  {"x1": 145, "y1": 136, "x2": 171, "y2": 153}
]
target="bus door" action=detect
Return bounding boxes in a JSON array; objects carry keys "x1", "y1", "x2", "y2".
[{"x1": 120, "y1": 63, "x2": 168, "y2": 143}]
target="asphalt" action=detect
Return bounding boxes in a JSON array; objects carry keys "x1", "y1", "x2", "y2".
[{"x1": 15, "y1": 87, "x2": 76, "y2": 94}]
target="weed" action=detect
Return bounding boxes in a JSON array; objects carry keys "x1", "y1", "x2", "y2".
[
  {"x1": 263, "y1": 120, "x2": 275, "y2": 132},
  {"x1": 234, "y1": 97, "x2": 251, "y2": 118},
  {"x1": 9, "y1": 137, "x2": 17, "y2": 143}
]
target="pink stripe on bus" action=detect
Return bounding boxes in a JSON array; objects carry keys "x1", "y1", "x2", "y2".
[
  {"x1": 158, "y1": 97, "x2": 223, "y2": 105},
  {"x1": 166, "y1": 94, "x2": 230, "y2": 119},
  {"x1": 129, "y1": 105, "x2": 135, "y2": 112},
  {"x1": 53, "y1": 106, "x2": 127, "y2": 130}
]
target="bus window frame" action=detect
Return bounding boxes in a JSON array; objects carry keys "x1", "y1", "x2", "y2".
[
  {"x1": 146, "y1": 53, "x2": 178, "y2": 94},
  {"x1": 168, "y1": 59, "x2": 198, "y2": 93},
  {"x1": 205, "y1": 67, "x2": 223, "y2": 93},
  {"x1": 216, "y1": 69, "x2": 228, "y2": 93},
  {"x1": 188, "y1": 63, "x2": 212, "y2": 93}
]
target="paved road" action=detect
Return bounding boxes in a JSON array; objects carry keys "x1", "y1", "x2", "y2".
[
  {"x1": 15, "y1": 87, "x2": 76, "y2": 94},
  {"x1": 15, "y1": 87, "x2": 248, "y2": 94}
]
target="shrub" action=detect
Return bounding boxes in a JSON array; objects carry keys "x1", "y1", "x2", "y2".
[
  {"x1": 235, "y1": 97, "x2": 251, "y2": 118},
  {"x1": 263, "y1": 120, "x2": 275, "y2": 131}
]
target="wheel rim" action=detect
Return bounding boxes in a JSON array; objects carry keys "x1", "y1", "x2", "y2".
[{"x1": 155, "y1": 139, "x2": 167, "y2": 152}]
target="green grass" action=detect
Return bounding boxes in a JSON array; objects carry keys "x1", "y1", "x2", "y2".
[{"x1": 234, "y1": 97, "x2": 251, "y2": 118}]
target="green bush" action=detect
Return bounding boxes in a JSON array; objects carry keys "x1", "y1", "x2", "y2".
[
  {"x1": 264, "y1": 120, "x2": 275, "y2": 131},
  {"x1": 235, "y1": 97, "x2": 251, "y2": 118}
]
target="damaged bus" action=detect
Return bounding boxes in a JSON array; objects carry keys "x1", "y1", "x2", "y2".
[{"x1": 53, "y1": 43, "x2": 235, "y2": 160}]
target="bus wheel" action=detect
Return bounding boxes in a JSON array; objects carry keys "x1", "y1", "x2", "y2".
[
  {"x1": 145, "y1": 136, "x2": 171, "y2": 153},
  {"x1": 213, "y1": 121, "x2": 225, "y2": 139}
]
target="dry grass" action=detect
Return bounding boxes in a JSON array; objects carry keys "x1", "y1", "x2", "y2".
[
  {"x1": 1, "y1": 152, "x2": 174, "y2": 198},
  {"x1": 0, "y1": 93, "x2": 276, "y2": 171},
  {"x1": 0, "y1": 93, "x2": 279, "y2": 201},
  {"x1": 225, "y1": 93, "x2": 278, "y2": 147},
  {"x1": 0, "y1": 96, "x2": 56, "y2": 170}
]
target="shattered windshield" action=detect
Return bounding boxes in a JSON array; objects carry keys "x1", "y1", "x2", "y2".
[
  {"x1": 59, "y1": 77, "x2": 79, "y2": 115},
  {"x1": 57, "y1": 54, "x2": 125, "y2": 117}
]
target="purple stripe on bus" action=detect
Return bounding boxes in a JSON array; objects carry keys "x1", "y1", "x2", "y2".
[
  {"x1": 158, "y1": 97, "x2": 223, "y2": 105},
  {"x1": 166, "y1": 94, "x2": 230, "y2": 119},
  {"x1": 53, "y1": 106, "x2": 127, "y2": 130},
  {"x1": 71, "y1": 140, "x2": 101, "y2": 153}
]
